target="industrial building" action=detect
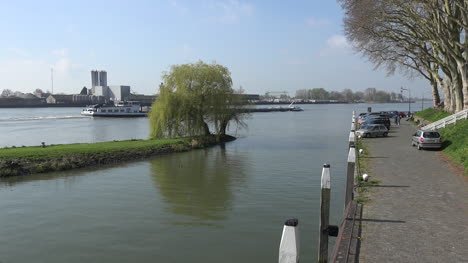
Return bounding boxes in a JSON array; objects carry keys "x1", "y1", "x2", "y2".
[
  {"x1": 91, "y1": 70, "x2": 107, "y2": 88},
  {"x1": 89, "y1": 70, "x2": 130, "y2": 102}
]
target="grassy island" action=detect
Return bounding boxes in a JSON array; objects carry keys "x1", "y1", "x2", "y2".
[{"x1": 0, "y1": 135, "x2": 235, "y2": 177}]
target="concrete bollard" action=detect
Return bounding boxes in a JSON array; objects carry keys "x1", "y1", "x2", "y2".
[
  {"x1": 319, "y1": 164, "x2": 331, "y2": 263},
  {"x1": 349, "y1": 132, "x2": 356, "y2": 148},
  {"x1": 279, "y1": 218, "x2": 300, "y2": 263},
  {"x1": 359, "y1": 149, "x2": 364, "y2": 154},
  {"x1": 350, "y1": 122, "x2": 355, "y2": 132},
  {"x1": 345, "y1": 147, "x2": 356, "y2": 208}
]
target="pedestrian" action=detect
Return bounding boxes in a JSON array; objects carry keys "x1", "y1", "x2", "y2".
[
  {"x1": 397, "y1": 115, "x2": 400, "y2": 125},
  {"x1": 394, "y1": 115, "x2": 398, "y2": 125}
]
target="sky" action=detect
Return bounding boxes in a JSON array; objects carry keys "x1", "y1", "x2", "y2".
[{"x1": 0, "y1": 0, "x2": 430, "y2": 97}]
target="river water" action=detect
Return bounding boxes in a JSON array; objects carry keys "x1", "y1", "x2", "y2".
[{"x1": 0, "y1": 103, "x2": 426, "y2": 262}]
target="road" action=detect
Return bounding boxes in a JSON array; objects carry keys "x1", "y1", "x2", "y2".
[{"x1": 358, "y1": 120, "x2": 468, "y2": 262}]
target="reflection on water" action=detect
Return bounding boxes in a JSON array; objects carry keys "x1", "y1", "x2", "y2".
[{"x1": 151, "y1": 144, "x2": 247, "y2": 223}]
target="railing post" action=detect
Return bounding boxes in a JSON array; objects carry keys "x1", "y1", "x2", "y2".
[
  {"x1": 319, "y1": 164, "x2": 331, "y2": 263},
  {"x1": 279, "y1": 219, "x2": 300, "y2": 263},
  {"x1": 345, "y1": 146, "x2": 356, "y2": 208}
]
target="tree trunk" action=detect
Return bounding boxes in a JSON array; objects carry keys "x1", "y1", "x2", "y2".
[
  {"x1": 429, "y1": 78, "x2": 441, "y2": 108},
  {"x1": 442, "y1": 76, "x2": 455, "y2": 113},
  {"x1": 203, "y1": 122, "x2": 211, "y2": 136},
  {"x1": 220, "y1": 122, "x2": 227, "y2": 136},
  {"x1": 448, "y1": 61, "x2": 464, "y2": 112},
  {"x1": 455, "y1": 60, "x2": 468, "y2": 110},
  {"x1": 437, "y1": 73, "x2": 451, "y2": 112}
]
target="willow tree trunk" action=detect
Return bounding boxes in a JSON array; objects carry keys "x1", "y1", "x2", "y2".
[
  {"x1": 219, "y1": 119, "x2": 228, "y2": 136},
  {"x1": 203, "y1": 122, "x2": 211, "y2": 136}
]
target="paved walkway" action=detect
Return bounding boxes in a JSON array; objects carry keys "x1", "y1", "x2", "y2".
[{"x1": 359, "y1": 120, "x2": 468, "y2": 263}]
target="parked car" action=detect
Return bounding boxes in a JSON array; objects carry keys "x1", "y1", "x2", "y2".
[
  {"x1": 411, "y1": 130, "x2": 442, "y2": 150},
  {"x1": 358, "y1": 113, "x2": 390, "y2": 127},
  {"x1": 362, "y1": 117, "x2": 391, "y2": 130},
  {"x1": 355, "y1": 124, "x2": 389, "y2": 138}
]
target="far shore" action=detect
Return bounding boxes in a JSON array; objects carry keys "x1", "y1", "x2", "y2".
[
  {"x1": 0, "y1": 101, "x2": 420, "y2": 108},
  {"x1": 0, "y1": 135, "x2": 235, "y2": 177}
]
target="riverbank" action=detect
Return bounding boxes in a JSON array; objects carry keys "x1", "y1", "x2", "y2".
[
  {"x1": 359, "y1": 120, "x2": 468, "y2": 262},
  {"x1": 0, "y1": 135, "x2": 235, "y2": 177}
]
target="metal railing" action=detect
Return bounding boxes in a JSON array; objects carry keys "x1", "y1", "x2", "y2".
[{"x1": 421, "y1": 109, "x2": 468, "y2": 130}]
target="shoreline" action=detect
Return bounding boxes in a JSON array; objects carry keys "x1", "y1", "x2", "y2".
[
  {"x1": 0, "y1": 101, "x2": 419, "y2": 108},
  {"x1": 0, "y1": 135, "x2": 235, "y2": 177}
]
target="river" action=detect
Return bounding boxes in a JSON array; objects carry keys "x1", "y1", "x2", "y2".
[{"x1": 0, "y1": 103, "x2": 427, "y2": 262}]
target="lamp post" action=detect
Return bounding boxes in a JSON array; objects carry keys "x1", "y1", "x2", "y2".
[{"x1": 401, "y1": 87, "x2": 411, "y2": 113}]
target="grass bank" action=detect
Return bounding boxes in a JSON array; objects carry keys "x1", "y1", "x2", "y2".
[
  {"x1": 414, "y1": 108, "x2": 451, "y2": 122},
  {"x1": 439, "y1": 119, "x2": 468, "y2": 174},
  {"x1": 0, "y1": 135, "x2": 234, "y2": 177}
]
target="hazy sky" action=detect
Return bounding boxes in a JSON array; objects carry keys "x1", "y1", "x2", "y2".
[{"x1": 0, "y1": 0, "x2": 429, "y2": 97}]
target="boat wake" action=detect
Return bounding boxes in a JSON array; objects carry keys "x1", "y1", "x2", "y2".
[{"x1": 0, "y1": 116, "x2": 91, "y2": 121}]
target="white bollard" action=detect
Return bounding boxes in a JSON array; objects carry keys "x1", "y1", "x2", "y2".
[
  {"x1": 319, "y1": 164, "x2": 331, "y2": 263},
  {"x1": 359, "y1": 149, "x2": 364, "y2": 154},
  {"x1": 349, "y1": 132, "x2": 356, "y2": 147},
  {"x1": 345, "y1": 147, "x2": 356, "y2": 207},
  {"x1": 279, "y1": 219, "x2": 300, "y2": 263}
]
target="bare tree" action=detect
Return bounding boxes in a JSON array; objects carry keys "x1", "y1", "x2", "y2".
[{"x1": 339, "y1": 0, "x2": 467, "y2": 112}]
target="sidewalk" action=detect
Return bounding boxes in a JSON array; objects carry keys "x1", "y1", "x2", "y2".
[{"x1": 358, "y1": 120, "x2": 468, "y2": 262}]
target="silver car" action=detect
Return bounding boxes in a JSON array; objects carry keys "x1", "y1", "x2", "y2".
[
  {"x1": 355, "y1": 124, "x2": 388, "y2": 138},
  {"x1": 411, "y1": 130, "x2": 442, "y2": 150}
]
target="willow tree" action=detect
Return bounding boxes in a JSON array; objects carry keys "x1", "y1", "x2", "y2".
[{"x1": 149, "y1": 61, "x2": 247, "y2": 139}]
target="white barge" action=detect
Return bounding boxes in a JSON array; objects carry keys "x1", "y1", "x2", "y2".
[{"x1": 81, "y1": 102, "x2": 148, "y2": 117}]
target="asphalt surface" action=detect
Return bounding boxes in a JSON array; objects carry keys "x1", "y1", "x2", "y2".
[{"x1": 358, "y1": 120, "x2": 468, "y2": 263}]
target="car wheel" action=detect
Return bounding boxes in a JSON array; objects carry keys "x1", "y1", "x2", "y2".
[
  {"x1": 383, "y1": 132, "x2": 388, "y2": 137},
  {"x1": 417, "y1": 143, "x2": 422, "y2": 150}
]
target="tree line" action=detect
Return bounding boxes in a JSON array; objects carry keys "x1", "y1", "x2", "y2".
[
  {"x1": 295, "y1": 88, "x2": 401, "y2": 103},
  {"x1": 1, "y1": 89, "x2": 47, "y2": 97},
  {"x1": 339, "y1": 0, "x2": 467, "y2": 113}
]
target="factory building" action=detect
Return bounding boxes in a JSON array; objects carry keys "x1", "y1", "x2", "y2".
[
  {"x1": 91, "y1": 70, "x2": 108, "y2": 88},
  {"x1": 108, "y1": 85, "x2": 130, "y2": 101},
  {"x1": 89, "y1": 70, "x2": 130, "y2": 102},
  {"x1": 92, "y1": 86, "x2": 109, "y2": 98}
]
